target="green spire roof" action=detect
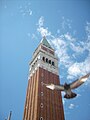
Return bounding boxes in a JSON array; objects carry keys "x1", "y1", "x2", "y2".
[{"x1": 41, "y1": 36, "x2": 52, "y2": 49}]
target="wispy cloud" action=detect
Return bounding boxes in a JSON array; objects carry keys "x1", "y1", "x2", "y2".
[
  {"x1": 32, "y1": 33, "x2": 38, "y2": 40},
  {"x1": 67, "y1": 59, "x2": 90, "y2": 79},
  {"x1": 50, "y1": 36, "x2": 73, "y2": 67},
  {"x1": 38, "y1": 16, "x2": 44, "y2": 27},
  {"x1": 67, "y1": 22, "x2": 90, "y2": 79},
  {"x1": 69, "y1": 103, "x2": 75, "y2": 109},
  {"x1": 61, "y1": 17, "x2": 72, "y2": 30},
  {"x1": 37, "y1": 16, "x2": 51, "y2": 37},
  {"x1": 37, "y1": 27, "x2": 51, "y2": 37},
  {"x1": 36, "y1": 17, "x2": 90, "y2": 84},
  {"x1": 64, "y1": 32, "x2": 76, "y2": 42},
  {"x1": 19, "y1": 3, "x2": 33, "y2": 16},
  {"x1": 86, "y1": 22, "x2": 90, "y2": 41},
  {"x1": 50, "y1": 23, "x2": 90, "y2": 80}
]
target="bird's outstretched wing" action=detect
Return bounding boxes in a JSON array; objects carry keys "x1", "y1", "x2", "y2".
[
  {"x1": 70, "y1": 73, "x2": 90, "y2": 89},
  {"x1": 43, "y1": 83, "x2": 64, "y2": 91}
]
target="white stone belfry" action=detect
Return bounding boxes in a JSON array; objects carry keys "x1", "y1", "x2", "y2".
[{"x1": 29, "y1": 37, "x2": 59, "y2": 78}]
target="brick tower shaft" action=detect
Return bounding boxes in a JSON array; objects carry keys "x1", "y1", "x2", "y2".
[{"x1": 23, "y1": 37, "x2": 65, "y2": 120}]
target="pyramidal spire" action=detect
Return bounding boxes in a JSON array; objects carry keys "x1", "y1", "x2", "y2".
[{"x1": 41, "y1": 36, "x2": 52, "y2": 49}]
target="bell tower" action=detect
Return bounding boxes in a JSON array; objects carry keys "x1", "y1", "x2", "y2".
[{"x1": 23, "y1": 37, "x2": 65, "y2": 120}]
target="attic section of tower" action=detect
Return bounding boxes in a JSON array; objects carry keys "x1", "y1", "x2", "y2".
[
  {"x1": 32, "y1": 37, "x2": 54, "y2": 60},
  {"x1": 41, "y1": 36, "x2": 53, "y2": 49}
]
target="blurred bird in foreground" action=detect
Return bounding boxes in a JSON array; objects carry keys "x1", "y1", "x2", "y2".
[{"x1": 43, "y1": 73, "x2": 90, "y2": 99}]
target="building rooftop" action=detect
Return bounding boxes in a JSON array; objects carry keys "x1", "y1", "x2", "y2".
[{"x1": 41, "y1": 36, "x2": 52, "y2": 49}]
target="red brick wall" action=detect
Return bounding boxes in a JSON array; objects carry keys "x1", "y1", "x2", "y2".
[{"x1": 23, "y1": 67, "x2": 64, "y2": 120}]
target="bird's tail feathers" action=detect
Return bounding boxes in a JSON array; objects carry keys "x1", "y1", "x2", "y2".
[{"x1": 64, "y1": 92, "x2": 77, "y2": 99}]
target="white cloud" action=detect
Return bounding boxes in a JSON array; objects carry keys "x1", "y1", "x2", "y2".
[
  {"x1": 37, "y1": 16, "x2": 51, "y2": 37},
  {"x1": 68, "y1": 63, "x2": 81, "y2": 76},
  {"x1": 86, "y1": 22, "x2": 90, "y2": 41},
  {"x1": 77, "y1": 93, "x2": 81, "y2": 98},
  {"x1": 69, "y1": 104, "x2": 75, "y2": 109},
  {"x1": 49, "y1": 31, "x2": 89, "y2": 69},
  {"x1": 85, "y1": 22, "x2": 90, "y2": 52},
  {"x1": 61, "y1": 17, "x2": 72, "y2": 30},
  {"x1": 67, "y1": 55, "x2": 90, "y2": 80},
  {"x1": 50, "y1": 36, "x2": 73, "y2": 67},
  {"x1": 19, "y1": 3, "x2": 33, "y2": 16},
  {"x1": 64, "y1": 33, "x2": 76, "y2": 42},
  {"x1": 38, "y1": 16, "x2": 44, "y2": 27},
  {"x1": 28, "y1": 9, "x2": 32, "y2": 15},
  {"x1": 32, "y1": 34, "x2": 37, "y2": 40},
  {"x1": 37, "y1": 27, "x2": 51, "y2": 37},
  {"x1": 70, "y1": 42, "x2": 86, "y2": 53}
]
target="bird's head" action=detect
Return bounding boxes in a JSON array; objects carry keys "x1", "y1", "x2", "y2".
[
  {"x1": 64, "y1": 82, "x2": 70, "y2": 89},
  {"x1": 64, "y1": 82, "x2": 68, "y2": 86}
]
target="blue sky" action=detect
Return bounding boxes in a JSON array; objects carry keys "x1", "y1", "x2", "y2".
[{"x1": 0, "y1": 0, "x2": 90, "y2": 120}]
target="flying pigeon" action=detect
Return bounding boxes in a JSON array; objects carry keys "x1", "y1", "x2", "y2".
[{"x1": 43, "y1": 73, "x2": 90, "y2": 99}]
